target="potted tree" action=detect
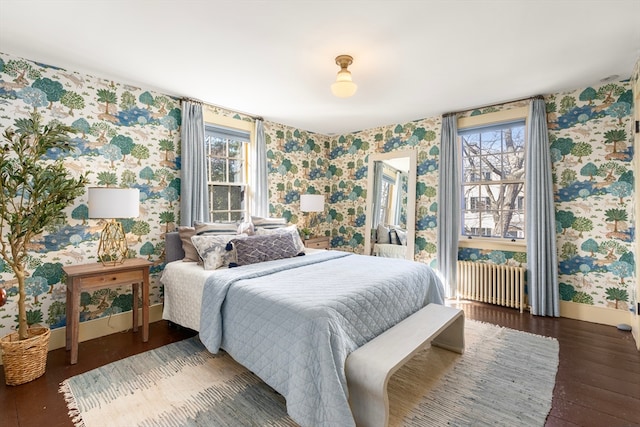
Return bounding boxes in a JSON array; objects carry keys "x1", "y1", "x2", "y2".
[{"x1": 0, "y1": 112, "x2": 87, "y2": 385}]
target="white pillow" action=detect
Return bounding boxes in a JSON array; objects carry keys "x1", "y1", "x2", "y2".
[
  {"x1": 255, "y1": 224, "x2": 305, "y2": 254},
  {"x1": 376, "y1": 224, "x2": 391, "y2": 244}
]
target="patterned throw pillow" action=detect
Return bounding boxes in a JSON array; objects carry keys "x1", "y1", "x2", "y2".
[
  {"x1": 393, "y1": 227, "x2": 408, "y2": 246},
  {"x1": 191, "y1": 235, "x2": 239, "y2": 270},
  {"x1": 389, "y1": 228, "x2": 398, "y2": 245},
  {"x1": 194, "y1": 221, "x2": 239, "y2": 236},
  {"x1": 229, "y1": 233, "x2": 300, "y2": 267},
  {"x1": 254, "y1": 224, "x2": 305, "y2": 254},
  {"x1": 178, "y1": 226, "x2": 199, "y2": 262}
]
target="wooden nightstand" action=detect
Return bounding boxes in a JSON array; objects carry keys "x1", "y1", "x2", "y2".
[
  {"x1": 63, "y1": 258, "x2": 151, "y2": 364},
  {"x1": 304, "y1": 236, "x2": 330, "y2": 250}
]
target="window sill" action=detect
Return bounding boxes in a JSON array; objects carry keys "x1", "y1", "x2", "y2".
[{"x1": 458, "y1": 239, "x2": 526, "y2": 252}]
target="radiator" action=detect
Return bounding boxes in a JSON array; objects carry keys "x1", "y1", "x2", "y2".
[{"x1": 456, "y1": 261, "x2": 526, "y2": 313}]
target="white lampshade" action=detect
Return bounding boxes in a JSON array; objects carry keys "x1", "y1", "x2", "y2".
[
  {"x1": 88, "y1": 188, "x2": 140, "y2": 219},
  {"x1": 300, "y1": 194, "x2": 325, "y2": 212}
]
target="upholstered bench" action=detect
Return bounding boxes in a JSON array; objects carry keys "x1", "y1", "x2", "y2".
[{"x1": 345, "y1": 304, "x2": 465, "y2": 427}]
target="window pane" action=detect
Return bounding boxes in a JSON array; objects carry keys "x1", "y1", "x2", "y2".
[
  {"x1": 209, "y1": 158, "x2": 226, "y2": 182},
  {"x1": 229, "y1": 186, "x2": 244, "y2": 210},
  {"x1": 211, "y1": 212, "x2": 229, "y2": 222},
  {"x1": 462, "y1": 134, "x2": 479, "y2": 151},
  {"x1": 229, "y1": 159, "x2": 243, "y2": 183},
  {"x1": 480, "y1": 130, "x2": 502, "y2": 154},
  {"x1": 478, "y1": 184, "x2": 494, "y2": 211},
  {"x1": 502, "y1": 125, "x2": 525, "y2": 179},
  {"x1": 209, "y1": 139, "x2": 226, "y2": 157},
  {"x1": 462, "y1": 211, "x2": 481, "y2": 236},
  {"x1": 228, "y1": 139, "x2": 242, "y2": 158},
  {"x1": 462, "y1": 184, "x2": 479, "y2": 209},
  {"x1": 503, "y1": 210, "x2": 525, "y2": 239},
  {"x1": 210, "y1": 186, "x2": 229, "y2": 210},
  {"x1": 497, "y1": 183, "x2": 523, "y2": 210},
  {"x1": 480, "y1": 153, "x2": 501, "y2": 180},
  {"x1": 229, "y1": 211, "x2": 243, "y2": 222},
  {"x1": 502, "y1": 149, "x2": 525, "y2": 180},
  {"x1": 484, "y1": 211, "x2": 500, "y2": 237}
]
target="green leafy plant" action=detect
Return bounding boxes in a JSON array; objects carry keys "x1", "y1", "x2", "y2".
[
  {"x1": 300, "y1": 228, "x2": 312, "y2": 238},
  {"x1": 0, "y1": 112, "x2": 88, "y2": 340}
]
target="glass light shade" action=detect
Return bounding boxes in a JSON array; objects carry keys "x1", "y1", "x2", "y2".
[
  {"x1": 331, "y1": 70, "x2": 357, "y2": 98},
  {"x1": 300, "y1": 194, "x2": 325, "y2": 212},
  {"x1": 88, "y1": 188, "x2": 140, "y2": 218}
]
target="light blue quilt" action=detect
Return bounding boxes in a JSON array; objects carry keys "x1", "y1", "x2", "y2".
[{"x1": 199, "y1": 251, "x2": 444, "y2": 427}]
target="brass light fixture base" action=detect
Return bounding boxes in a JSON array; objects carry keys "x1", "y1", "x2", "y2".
[
  {"x1": 97, "y1": 219, "x2": 128, "y2": 266},
  {"x1": 335, "y1": 55, "x2": 353, "y2": 69}
]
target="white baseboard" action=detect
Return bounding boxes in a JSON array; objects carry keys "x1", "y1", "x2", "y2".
[
  {"x1": 0, "y1": 304, "x2": 164, "y2": 366},
  {"x1": 559, "y1": 301, "x2": 632, "y2": 327}
]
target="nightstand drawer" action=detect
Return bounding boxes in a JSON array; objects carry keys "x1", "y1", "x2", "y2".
[
  {"x1": 304, "y1": 237, "x2": 330, "y2": 250},
  {"x1": 79, "y1": 270, "x2": 144, "y2": 288}
]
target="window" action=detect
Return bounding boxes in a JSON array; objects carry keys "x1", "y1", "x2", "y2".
[
  {"x1": 204, "y1": 124, "x2": 249, "y2": 222},
  {"x1": 460, "y1": 119, "x2": 526, "y2": 240},
  {"x1": 375, "y1": 170, "x2": 396, "y2": 226}
]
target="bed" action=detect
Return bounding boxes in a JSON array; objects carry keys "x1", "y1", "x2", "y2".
[{"x1": 161, "y1": 231, "x2": 444, "y2": 427}]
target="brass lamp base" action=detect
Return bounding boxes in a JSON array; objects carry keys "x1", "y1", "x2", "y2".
[{"x1": 97, "y1": 219, "x2": 129, "y2": 266}]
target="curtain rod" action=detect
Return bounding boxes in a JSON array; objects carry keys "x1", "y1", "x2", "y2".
[
  {"x1": 443, "y1": 94, "x2": 544, "y2": 117},
  {"x1": 181, "y1": 97, "x2": 264, "y2": 121}
]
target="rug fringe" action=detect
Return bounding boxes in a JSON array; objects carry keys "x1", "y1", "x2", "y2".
[
  {"x1": 59, "y1": 379, "x2": 86, "y2": 427},
  {"x1": 471, "y1": 319, "x2": 559, "y2": 342}
]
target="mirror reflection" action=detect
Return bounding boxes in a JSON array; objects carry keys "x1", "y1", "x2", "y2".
[{"x1": 364, "y1": 150, "x2": 417, "y2": 260}]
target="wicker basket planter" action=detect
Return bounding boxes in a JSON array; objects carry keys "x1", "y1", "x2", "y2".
[{"x1": 1, "y1": 326, "x2": 50, "y2": 386}]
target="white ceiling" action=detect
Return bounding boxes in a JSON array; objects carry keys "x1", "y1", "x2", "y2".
[{"x1": 1, "y1": 0, "x2": 639, "y2": 135}]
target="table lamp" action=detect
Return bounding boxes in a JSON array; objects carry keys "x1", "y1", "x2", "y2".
[
  {"x1": 300, "y1": 194, "x2": 325, "y2": 237},
  {"x1": 88, "y1": 187, "x2": 140, "y2": 266}
]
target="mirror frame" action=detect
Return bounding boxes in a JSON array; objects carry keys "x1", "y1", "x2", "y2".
[{"x1": 363, "y1": 149, "x2": 417, "y2": 260}]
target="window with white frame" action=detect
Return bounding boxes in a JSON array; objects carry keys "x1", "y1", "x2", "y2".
[
  {"x1": 460, "y1": 119, "x2": 526, "y2": 240},
  {"x1": 204, "y1": 124, "x2": 249, "y2": 222}
]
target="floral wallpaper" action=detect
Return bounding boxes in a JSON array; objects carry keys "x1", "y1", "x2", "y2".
[
  {"x1": 263, "y1": 117, "x2": 442, "y2": 265},
  {"x1": 263, "y1": 121, "x2": 330, "y2": 229},
  {"x1": 0, "y1": 49, "x2": 636, "y2": 341},
  {"x1": 0, "y1": 52, "x2": 256, "y2": 339},
  {"x1": 264, "y1": 81, "x2": 636, "y2": 314},
  {"x1": 0, "y1": 52, "x2": 182, "y2": 336},
  {"x1": 548, "y1": 82, "x2": 635, "y2": 310}
]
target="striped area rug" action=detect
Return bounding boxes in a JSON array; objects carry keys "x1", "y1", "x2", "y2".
[{"x1": 59, "y1": 320, "x2": 558, "y2": 426}]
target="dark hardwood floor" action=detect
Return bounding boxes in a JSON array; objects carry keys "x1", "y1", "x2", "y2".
[{"x1": 2, "y1": 302, "x2": 639, "y2": 427}]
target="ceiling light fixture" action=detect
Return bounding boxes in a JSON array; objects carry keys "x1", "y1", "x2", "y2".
[{"x1": 331, "y1": 55, "x2": 357, "y2": 98}]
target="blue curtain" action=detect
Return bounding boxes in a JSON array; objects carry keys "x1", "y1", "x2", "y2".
[
  {"x1": 437, "y1": 114, "x2": 460, "y2": 298},
  {"x1": 526, "y1": 98, "x2": 560, "y2": 316},
  {"x1": 179, "y1": 100, "x2": 209, "y2": 226},
  {"x1": 251, "y1": 119, "x2": 268, "y2": 218}
]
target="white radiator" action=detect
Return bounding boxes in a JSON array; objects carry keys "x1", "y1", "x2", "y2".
[{"x1": 456, "y1": 261, "x2": 526, "y2": 313}]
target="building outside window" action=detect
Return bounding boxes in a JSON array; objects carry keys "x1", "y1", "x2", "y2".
[
  {"x1": 204, "y1": 124, "x2": 250, "y2": 222},
  {"x1": 460, "y1": 119, "x2": 526, "y2": 240}
]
